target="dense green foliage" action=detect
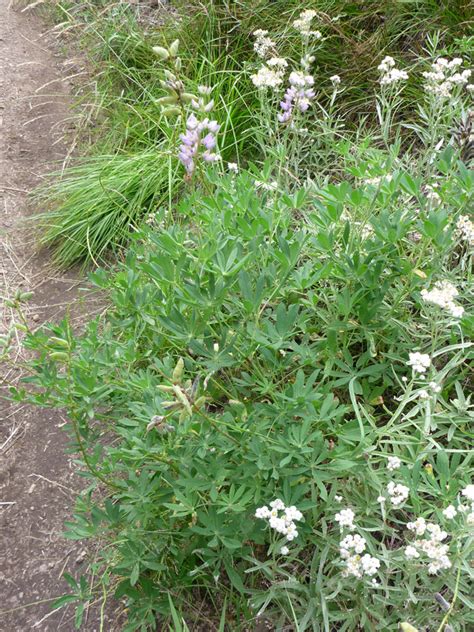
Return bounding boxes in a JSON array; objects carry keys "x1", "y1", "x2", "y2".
[
  {"x1": 15, "y1": 152, "x2": 474, "y2": 629},
  {"x1": 5, "y1": 2, "x2": 473, "y2": 630}
]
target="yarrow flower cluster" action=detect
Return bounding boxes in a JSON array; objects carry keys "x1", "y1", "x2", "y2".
[
  {"x1": 292, "y1": 10, "x2": 321, "y2": 39},
  {"x1": 253, "y1": 29, "x2": 276, "y2": 59},
  {"x1": 406, "y1": 352, "x2": 431, "y2": 375},
  {"x1": 443, "y1": 505, "x2": 457, "y2": 520},
  {"x1": 387, "y1": 481, "x2": 410, "y2": 506},
  {"x1": 456, "y1": 215, "x2": 474, "y2": 246},
  {"x1": 255, "y1": 499, "x2": 303, "y2": 542},
  {"x1": 387, "y1": 456, "x2": 402, "y2": 471},
  {"x1": 334, "y1": 507, "x2": 356, "y2": 530},
  {"x1": 377, "y1": 56, "x2": 408, "y2": 86},
  {"x1": 423, "y1": 57, "x2": 472, "y2": 98},
  {"x1": 459, "y1": 484, "x2": 474, "y2": 525},
  {"x1": 251, "y1": 64, "x2": 286, "y2": 90},
  {"x1": 336, "y1": 514, "x2": 381, "y2": 580},
  {"x1": 421, "y1": 281, "x2": 464, "y2": 318},
  {"x1": 406, "y1": 519, "x2": 451, "y2": 575},
  {"x1": 364, "y1": 173, "x2": 393, "y2": 186},
  {"x1": 278, "y1": 71, "x2": 315, "y2": 123}
]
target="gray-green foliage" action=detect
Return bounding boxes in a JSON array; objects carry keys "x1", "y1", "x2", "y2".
[{"x1": 15, "y1": 154, "x2": 474, "y2": 630}]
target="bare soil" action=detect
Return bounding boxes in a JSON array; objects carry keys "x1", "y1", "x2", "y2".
[{"x1": 0, "y1": 2, "x2": 115, "y2": 630}]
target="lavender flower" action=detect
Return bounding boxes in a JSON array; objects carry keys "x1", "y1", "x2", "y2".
[
  {"x1": 178, "y1": 115, "x2": 220, "y2": 177},
  {"x1": 278, "y1": 71, "x2": 315, "y2": 123}
]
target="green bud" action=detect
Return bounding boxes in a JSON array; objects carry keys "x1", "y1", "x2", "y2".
[
  {"x1": 181, "y1": 93, "x2": 198, "y2": 103},
  {"x1": 178, "y1": 408, "x2": 189, "y2": 422},
  {"x1": 163, "y1": 69, "x2": 176, "y2": 81},
  {"x1": 152, "y1": 46, "x2": 169, "y2": 60},
  {"x1": 49, "y1": 336, "x2": 70, "y2": 348},
  {"x1": 169, "y1": 39, "x2": 180, "y2": 57},
  {"x1": 49, "y1": 351, "x2": 69, "y2": 362},
  {"x1": 161, "y1": 107, "x2": 181, "y2": 117},
  {"x1": 174, "y1": 57, "x2": 182, "y2": 71},
  {"x1": 156, "y1": 95, "x2": 178, "y2": 105},
  {"x1": 399, "y1": 624, "x2": 418, "y2": 632},
  {"x1": 172, "y1": 384, "x2": 193, "y2": 415},
  {"x1": 194, "y1": 396, "x2": 207, "y2": 409},
  {"x1": 157, "y1": 384, "x2": 175, "y2": 393},
  {"x1": 172, "y1": 357, "x2": 184, "y2": 382}
]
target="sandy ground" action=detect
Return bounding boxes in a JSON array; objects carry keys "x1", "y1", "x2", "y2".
[{"x1": 0, "y1": 2, "x2": 113, "y2": 630}]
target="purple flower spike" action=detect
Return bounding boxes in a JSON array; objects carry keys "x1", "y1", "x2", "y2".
[
  {"x1": 207, "y1": 120, "x2": 220, "y2": 134},
  {"x1": 178, "y1": 113, "x2": 220, "y2": 177},
  {"x1": 202, "y1": 133, "x2": 216, "y2": 150}
]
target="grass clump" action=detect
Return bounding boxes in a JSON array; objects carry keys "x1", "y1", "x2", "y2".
[{"x1": 36, "y1": 150, "x2": 177, "y2": 266}]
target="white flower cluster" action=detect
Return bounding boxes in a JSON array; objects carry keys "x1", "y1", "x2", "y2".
[
  {"x1": 330, "y1": 74, "x2": 341, "y2": 86},
  {"x1": 364, "y1": 173, "x2": 393, "y2": 186},
  {"x1": 251, "y1": 63, "x2": 285, "y2": 90},
  {"x1": 337, "y1": 520, "x2": 381, "y2": 580},
  {"x1": 417, "y1": 381, "x2": 442, "y2": 400},
  {"x1": 443, "y1": 505, "x2": 457, "y2": 520},
  {"x1": 387, "y1": 456, "x2": 402, "y2": 471},
  {"x1": 255, "y1": 499, "x2": 303, "y2": 541},
  {"x1": 406, "y1": 519, "x2": 451, "y2": 575},
  {"x1": 456, "y1": 215, "x2": 474, "y2": 246},
  {"x1": 424, "y1": 183, "x2": 441, "y2": 205},
  {"x1": 423, "y1": 57, "x2": 472, "y2": 98},
  {"x1": 406, "y1": 352, "x2": 431, "y2": 375},
  {"x1": 293, "y1": 10, "x2": 321, "y2": 39},
  {"x1": 462, "y1": 484, "x2": 474, "y2": 502},
  {"x1": 335, "y1": 507, "x2": 356, "y2": 530},
  {"x1": 456, "y1": 484, "x2": 474, "y2": 525},
  {"x1": 253, "y1": 29, "x2": 276, "y2": 59},
  {"x1": 387, "y1": 481, "x2": 410, "y2": 506},
  {"x1": 421, "y1": 281, "x2": 464, "y2": 318},
  {"x1": 377, "y1": 56, "x2": 408, "y2": 86}
]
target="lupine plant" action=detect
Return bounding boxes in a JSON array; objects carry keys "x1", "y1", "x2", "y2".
[{"x1": 5, "y1": 7, "x2": 474, "y2": 632}]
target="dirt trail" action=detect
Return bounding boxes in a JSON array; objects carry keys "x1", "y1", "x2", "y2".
[{"x1": 0, "y1": 2, "x2": 105, "y2": 630}]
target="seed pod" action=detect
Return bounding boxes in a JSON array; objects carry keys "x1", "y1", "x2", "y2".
[
  {"x1": 173, "y1": 384, "x2": 193, "y2": 415},
  {"x1": 174, "y1": 57, "x2": 182, "y2": 71},
  {"x1": 172, "y1": 357, "x2": 184, "y2": 382},
  {"x1": 194, "y1": 396, "x2": 207, "y2": 409},
  {"x1": 181, "y1": 93, "x2": 199, "y2": 103},
  {"x1": 169, "y1": 39, "x2": 180, "y2": 57},
  {"x1": 152, "y1": 46, "x2": 169, "y2": 60},
  {"x1": 161, "y1": 401, "x2": 181, "y2": 411},
  {"x1": 49, "y1": 337, "x2": 70, "y2": 348},
  {"x1": 156, "y1": 95, "x2": 179, "y2": 105},
  {"x1": 49, "y1": 351, "x2": 69, "y2": 362},
  {"x1": 161, "y1": 107, "x2": 181, "y2": 118},
  {"x1": 157, "y1": 384, "x2": 175, "y2": 393},
  {"x1": 163, "y1": 69, "x2": 176, "y2": 81},
  {"x1": 178, "y1": 408, "x2": 189, "y2": 422}
]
